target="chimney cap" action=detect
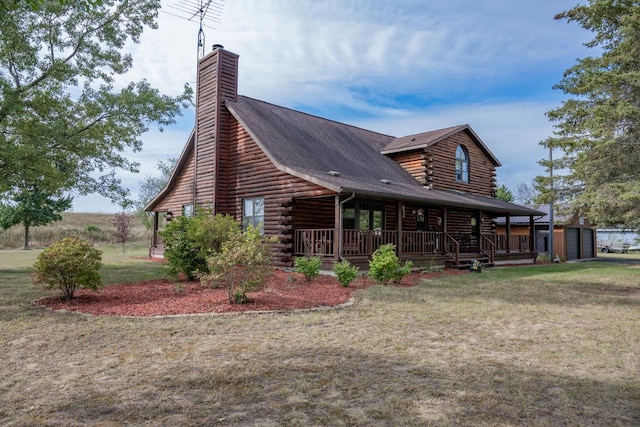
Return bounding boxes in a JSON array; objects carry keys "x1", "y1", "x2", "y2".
[{"x1": 212, "y1": 44, "x2": 224, "y2": 51}]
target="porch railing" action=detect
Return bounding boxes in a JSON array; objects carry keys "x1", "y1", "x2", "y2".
[
  {"x1": 342, "y1": 229, "x2": 397, "y2": 256},
  {"x1": 294, "y1": 229, "x2": 503, "y2": 263},
  {"x1": 401, "y1": 231, "x2": 443, "y2": 255},
  {"x1": 294, "y1": 229, "x2": 336, "y2": 257},
  {"x1": 492, "y1": 234, "x2": 532, "y2": 253}
]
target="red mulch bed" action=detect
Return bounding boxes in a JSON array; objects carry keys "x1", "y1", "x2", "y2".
[{"x1": 35, "y1": 267, "x2": 468, "y2": 317}]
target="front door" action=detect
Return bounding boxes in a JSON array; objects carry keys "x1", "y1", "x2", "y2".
[{"x1": 415, "y1": 207, "x2": 427, "y2": 231}]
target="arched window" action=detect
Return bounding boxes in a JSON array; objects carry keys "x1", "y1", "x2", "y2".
[{"x1": 455, "y1": 145, "x2": 469, "y2": 183}]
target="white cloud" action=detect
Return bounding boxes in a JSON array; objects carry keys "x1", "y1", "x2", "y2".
[
  {"x1": 72, "y1": 0, "x2": 589, "y2": 212},
  {"x1": 351, "y1": 99, "x2": 556, "y2": 188}
]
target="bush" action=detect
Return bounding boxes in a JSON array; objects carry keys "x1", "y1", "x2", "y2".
[
  {"x1": 294, "y1": 256, "x2": 322, "y2": 281},
  {"x1": 201, "y1": 225, "x2": 278, "y2": 304},
  {"x1": 368, "y1": 244, "x2": 413, "y2": 285},
  {"x1": 161, "y1": 210, "x2": 239, "y2": 280},
  {"x1": 333, "y1": 259, "x2": 359, "y2": 287},
  {"x1": 31, "y1": 237, "x2": 102, "y2": 300}
]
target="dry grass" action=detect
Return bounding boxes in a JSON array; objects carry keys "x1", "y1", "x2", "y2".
[
  {"x1": 0, "y1": 253, "x2": 639, "y2": 426},
  {"x1": 0, "y1": 212, "x2": 151, "y2": 249}
]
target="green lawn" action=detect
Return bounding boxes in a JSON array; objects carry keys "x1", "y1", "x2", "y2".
[{"x1": 0, "y1": 251, "x2": 638, "y2": 426}]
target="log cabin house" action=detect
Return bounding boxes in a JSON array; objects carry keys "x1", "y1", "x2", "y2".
[{"x1": 145, "y1": 45, "x2": 544, "y2": 269}]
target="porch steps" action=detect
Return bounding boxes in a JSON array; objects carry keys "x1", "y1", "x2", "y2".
[
  {"x1": 149, "y1": 245, "x2": 165, "y2": 258},
  {"x1": 447, "y1": 253, "x2": 492, "y2": 270}
]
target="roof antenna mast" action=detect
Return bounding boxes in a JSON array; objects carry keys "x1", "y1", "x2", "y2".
[{"x1": 164, "y1": 0, "x2": 226, "y2": 59}]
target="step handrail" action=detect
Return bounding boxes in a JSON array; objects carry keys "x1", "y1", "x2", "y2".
[
  {"x1": 480, "y1": 234, "x2": 495, "y2": 264},
  {"x1": 443, "y1": 233, "x2": 460, "y2": 265}
]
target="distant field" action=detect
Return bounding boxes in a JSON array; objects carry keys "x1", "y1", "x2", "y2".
[{"x1": 0, "y1": 212, "x2": 152, "y2": 249}]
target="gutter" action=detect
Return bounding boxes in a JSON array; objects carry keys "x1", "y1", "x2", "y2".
[{"x1": 338, "y1": 192, "x2": 356, "y2": 259}]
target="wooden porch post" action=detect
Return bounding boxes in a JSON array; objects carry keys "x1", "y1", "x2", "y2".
[
  {"x1": 443, "y1": 207, "x2": 448, "y2": 233},
  {"x1": 152, "y1": 212, "x2": 159, "y2": 246},
  {"x1": 334, "y1": 196, "x2": 341, "y2": 260},
  {"x1": 397, "y1": 201, "x2": 403, "y2": 256},
  {"x1": 529, "y1": 215, "x2": 535, "y2": 252},
  {"x1": 477, "y1": 210, "x2": 483, "y2": 251},
  {"x1": 505, "y1": 214, "x2": 511, "y2": 253}
]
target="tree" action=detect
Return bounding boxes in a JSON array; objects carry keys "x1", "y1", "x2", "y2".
[
  {"x1": 135, "y1": 157, "x2": 177, "y2": 229},
  {"x1": 538, "y1": 1, "x2": 640, "y2": 228},
  {"x1": 0, "y1": 1, "x2": 191, "y2": 207},
  {"x1": 136, "y1": 157, "x2": 178, "y2": 210},
  {"x1": 0, "y1": 186, "x2": 72, "y2": 249},
  {"x1": 110, "y1": 211, "x2": 133, "y2": 253},
  {"x1": 495, "y1": 184, "x2": 515, "y2": 203},
  {"x1": 515, "y1": 181, "x2": 539, "y2": 205},
  {"x1": 1, "y1": 1, "x2": 103, "y2": 13}
]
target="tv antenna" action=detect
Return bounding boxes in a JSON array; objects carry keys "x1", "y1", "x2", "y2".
[{"x1": 163, "y1": 0, "x2": 226, "y2": 59}]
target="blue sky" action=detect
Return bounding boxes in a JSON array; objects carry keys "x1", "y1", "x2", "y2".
[{"x1": 71, "y1": 0, "x2": 592, "y2": 212}]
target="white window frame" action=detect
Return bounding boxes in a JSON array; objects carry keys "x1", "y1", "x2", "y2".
[
  {"x1": 455, "y1": 145, "x2": 469, "y2": 183},
  {"x1": 243, "y1": 197, "x2": 265, "y2": 233}
]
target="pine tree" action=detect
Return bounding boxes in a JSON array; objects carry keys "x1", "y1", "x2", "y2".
[{"x1": 538, "y1": 1, "x2": 640, "y2": 228}]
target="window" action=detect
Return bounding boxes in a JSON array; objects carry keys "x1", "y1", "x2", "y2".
[
  {"x1": 343, "y1": 207, "x2": 356, "y2": 229},
  {"x1": 471, "y1": 215, "x2": 479, "y2": 236},
  {"x1": 455, "y1": 145, "x2": 469, "y2": 183},
  {"x1": 182, "y1": 204, "x2": 194, "y2": 217},
  {"x1": 342, "y1": 201, "x2": 384, "y2": 230},
  {"x1": 243, "y1": 198, "x2": 264, "y2": 233}
]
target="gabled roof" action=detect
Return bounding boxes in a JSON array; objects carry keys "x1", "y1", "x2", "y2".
[
  {"x1": 381, "y1": 124, "x2": 502, "y2": 167},
  {"x1": 144, "y1": 128, "x2": 194, "y2": 211},
  {"x1": 225, "y1": 96, "x2": 541, "y2": 216}
]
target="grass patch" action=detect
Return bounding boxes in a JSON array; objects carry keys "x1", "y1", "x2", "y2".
[
  {"x1": 0, "y1": 255, "x2": 639, "y2": 425},
  {"x1": 0, "y1": 212, "x2": 151, "y2": 249},
  {"x1": 0, "y1": 244, "x2": 167, "y2": 310}
]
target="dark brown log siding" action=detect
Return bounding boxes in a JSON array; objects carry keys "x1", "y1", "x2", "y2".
[
  {"x1": 430, "y1": 131, "x2": 497, "y2": 196},
  {"x1": 222, "y1": 118, "x2": 336, "y2": 266},
  {"x1": 293, "y1": 198, "x2": 336, "y2": 229},
  {"x1": 151, "y1": 149, "x2": 195, "y2": 215},
  {"x1": 389, "y1": 130, "x2": 497, "y2": 197},
  {"x1": 195, "y1": 53, "x2": 218, "y2": 206},
  {"x1": 195, "y1": 49, "x2": 238, "y2": 208},
  {"x1": 391, "y1": 151, "x2": 427, "y2": 184}
]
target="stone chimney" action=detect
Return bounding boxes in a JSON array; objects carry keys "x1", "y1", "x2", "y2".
[{"x1": 194, "y1": 44, "x2": 239, "y2": 209}]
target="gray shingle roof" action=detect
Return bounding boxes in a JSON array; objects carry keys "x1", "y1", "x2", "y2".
[
  {"x1": 495, "y1": 204, "x2": 572, "y2": 225},
  {"x1": 226, "y1": 96, "x2": 542, "y2": 216},
  {"x1": 381, "y1": 124, "x2": 502, "y2": 166}
]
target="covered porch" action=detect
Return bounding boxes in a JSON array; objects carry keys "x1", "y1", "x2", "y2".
[
  {"x1": 292, "y1": 195, "x2": 540, "y2": 269},
  {"x1": 295, "y1": 228, "x2": 498, "y2": 268}
]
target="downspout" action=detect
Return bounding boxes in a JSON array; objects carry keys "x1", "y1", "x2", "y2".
[{"x1": 338, "y1": 192, "x2": 356, "y2": 259}]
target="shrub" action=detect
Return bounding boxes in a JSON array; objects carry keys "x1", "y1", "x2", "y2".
[
  {"x1": 31, "y1": 237, "x2": 102, "y2": 300},
  {"x1": 333, "y1": 259, "x2": 359, "y2": 287},
  {"x1": 161, "y1": 215, "x2": 199, "y2": 280},
  {"x1": 294, "y1": 256, "x2": 322, "y2": 281},
  {"x1": 368, "y1": 244, "x2": 413, "y2": 285},
  {"x1": 161, "y1": 210, "x2": 239, "y2": 280},
  {"x1": 201, "y1": 225, "x2": 278, "y2": 303}
]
